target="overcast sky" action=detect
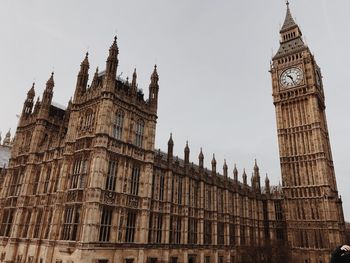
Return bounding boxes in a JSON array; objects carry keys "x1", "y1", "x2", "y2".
[{"x1": 1, "y1": 0, "x2": 350, "y2": 219}]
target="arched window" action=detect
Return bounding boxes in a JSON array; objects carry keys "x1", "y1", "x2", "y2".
[
  {"x1": 113, "y1": 111, "x2": 124, "y2": 140},
  {"x1": 135, "y1": 119, "x2": 145, "y2": 147},
  {"x1": 84, "y1": 109, "x2": 94, "y2": 130}
]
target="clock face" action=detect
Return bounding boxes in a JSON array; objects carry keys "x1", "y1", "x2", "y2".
[{"x1": 280, "y1": 67, "x2": 303, "y2": 88}]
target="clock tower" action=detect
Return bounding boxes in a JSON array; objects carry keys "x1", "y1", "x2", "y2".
[{"x1": 270, "y1": 3, "x2": 346, "y2": 263}]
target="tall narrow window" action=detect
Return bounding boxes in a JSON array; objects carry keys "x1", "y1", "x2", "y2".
[
  {"x1": 8, "y1": 169, "x2": 22, "y2": 196},
  {"x1": 44, "y1": 209, "x2": 53, "y2": 239},
  {"x1": 159, "y1": 172, "x2": 164, "y2": 201},
  {"x1": 204, "y1": 220, "x2": 212, "y2": 245},
  {"x1": 105, "y1": 160, "x2": 117, "y2": 191},
  {"x1": 188, "y1": 218, "x2": 197, "y2": 244},
  {"x1": 43, "y1": 166, "x2": 52, "y2": 193},
  {"x1": 22, "y1": 209, "x2": 32, "y2": 238},
  {"x1": 61, "y1": 205, "x2": 81, "y2": 241},
  {"x1": 113, "y1": 111, "x2": 124, "y2": 140},
  {"x1": 70, "y1": 158, "x2": 88, "y2": 189},
  {"x1": 130, "y1": 165, "x2": 140, "y2": 196},
  {"x1": 0, "y1": 209, "x2": 14, "y2": 237},
  {"x1": 125, "y1": 210, "x2": 137, "y2": 243},
  {"x1": 99, "y1": 207, "x2": 113, "y2": 242},
  {"x1": 32, "y1": 169, "x2": 41, "y2": 195},
  {"x1": 217, "y1": 222, "x2": 225, "y2": 245},
  {"x1": 229, "y1": 223, "x2": 235, "y2": 245},
  {"x1": 170, "y1": 216, "x2": 181, "y2": 244},
  {"x1": 177, "y1": 177, "x2": 182, "y2": 205},
  {"x1": 135, "y1": 120, "x2": 144, "y2": 147},
  {"x1": 33, "y1": 209, "x2": 43, "y2": 238}
]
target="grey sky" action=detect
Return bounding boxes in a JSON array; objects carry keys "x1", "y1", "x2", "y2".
[{"x1": 1, "y1": 0, "x2": 350, "y2": 219}]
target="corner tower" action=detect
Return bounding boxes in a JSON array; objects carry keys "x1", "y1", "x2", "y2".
[{"x1": 270, "y1": 3, "x2": 345, "y2": 263}]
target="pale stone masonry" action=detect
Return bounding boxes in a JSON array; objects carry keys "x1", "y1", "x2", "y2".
[{"x1": 0, "y1": 3, "x2": 345, "y2": 263}]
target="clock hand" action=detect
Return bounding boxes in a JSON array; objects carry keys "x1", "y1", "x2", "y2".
[{"x1": 287, "y1": 75, "x2": 294, "y2": 81}]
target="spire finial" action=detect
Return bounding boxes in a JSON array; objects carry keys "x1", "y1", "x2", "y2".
[{"x1": 286, "y1": 0, "x2": 289, "y2": 6}]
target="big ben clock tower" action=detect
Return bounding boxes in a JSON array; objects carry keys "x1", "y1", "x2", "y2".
[{"x1": 270, "y1": 2, "x2": 346, "y2": 263}]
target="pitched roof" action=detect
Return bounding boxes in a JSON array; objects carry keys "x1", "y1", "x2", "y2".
[{"x1": 281, "y1": 3, "x2": 297, "y2": 32}]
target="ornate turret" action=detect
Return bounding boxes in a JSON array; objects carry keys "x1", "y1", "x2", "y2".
[
  {"x1": 265, "y1": 174, "x2": 270, "y2": 194},
  {"x1": 167, "y1": 133, "x2": 174, "y2": 163},
  {"x1": 40, "y1": 72, "x2": 54, "y2": 112},
  {"x1": 223, "y1": 159, "x2": 228, "y2": 177},
  {"x1": 148, "y1": 65, "x2": 159, "y2": 111},
  {"x1": 22, "y1": 82, "x2": 35, "y2": 116},
  {"x1": 198, "y1": 148, "x2": 204, "y2": 169},
  {"x1": 74, "y1": 52, "x2": 90, "y2": 101},
  {"x1": 253, "y1": 159, "x2": 261, "y2": 191},
  {"x1": 105, "y1": 36, "x2": 119, "y2": 80},
  {"x1": 3, "y1": 129, "x2": 11, "y2": 147},
  {"x1": 184, "y1": 141, "x2": 190, "y2": 165},
  {"x1": 131, "y1": 68, "x2": 137, "y2": 94},
  {"x1": 242, "y1": 169, "x2": 247, "y2": 185},
  {"x1": 273, "y1": 1, "x2": 306, "y2": 59},
  {"x1": 233, "y1": 164, "x2": 238, "y2": 182},
  {"x1": 211, "y1": 154, "x2": 216, "y2": 175}
]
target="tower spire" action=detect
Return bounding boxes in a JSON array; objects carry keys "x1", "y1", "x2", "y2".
[{"x1": 281, "y1": 1, "x2": 297, "y2": 33}]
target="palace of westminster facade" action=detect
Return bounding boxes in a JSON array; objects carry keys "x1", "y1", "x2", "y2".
[{"x1": 0, "y1": 4, "x2": 346, "y2": 263}]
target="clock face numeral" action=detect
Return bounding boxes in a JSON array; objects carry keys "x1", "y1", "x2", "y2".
[{"x1": 280, "y1": 67, "x2": 303, "y2": 88}]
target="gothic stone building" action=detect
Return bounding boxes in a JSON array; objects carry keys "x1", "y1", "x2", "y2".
[{"x1": 0, "y1": 4, "x2": 346, "y2": 263}]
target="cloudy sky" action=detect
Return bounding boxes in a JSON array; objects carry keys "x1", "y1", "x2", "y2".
[{"x1": 1, "y1": 0, "x2": 350, "y2": 218}]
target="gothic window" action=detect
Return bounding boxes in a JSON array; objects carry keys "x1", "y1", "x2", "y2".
[
  {"x1": 70, "y1": 157, "x2": 88, "y2": 189},
  {"x1": 275, "y1": 201, "x2": 283, "y2": 221},
  {"x1": 113, "y1": 111, "x2": 124, "y2": 140},
  {"x1": 21, "y1": 209, "x2": 32, "y2": 238},
  {"x1": 99, "y1": 207, "x2": 113, "y2": 242},
  {"x1": 130, "y1": 165, "x2": 140, "y2": 196},
  {"x1": 159, "y1": 171, "x2": 164, "y2": 201},
  {"x1": 84, "y1": 109, "x2": 94, "y2": 130},
  {"x1": 218, "y1": 256, "x2": 224, "y2": 263},
  {"x1": 117, "y1": 211, "x2": 125, "y2": 242},
  {"x1": 170, "y1": 258, "x2": 178, "y2": 263},
  {"x1": 240, "y1": 225, "x2": 246, "y2": 245},
  {"x1": 105, "y1": 160, "x2": 118, "y2": 191},
  {"x1": 217, "y1": 222, "x2": 225, "y2": 245},
  {"x1": 135, "y1": 119, "x2": 144, "y2": 147},
  {"x1": 205, "y1": 257, "x2": 210, "y2": 263},
  {"x1": 206, "y1": 187, "x2": 212, "y2": 210},
  {"x1": 33, "y1": 209, "x2": 43, "y2": 238},
  {"x1": 0, "y1": 209, "x2": 14, "y2": 237},
  {"x1": 125, "y1": 210, "x2": 137, "y2": 242},
  {"x1": 217, "y1": 189, "x2": 224, "y2": 213},
  {"x1": 188, "y1": 218, "x2": 197, "y2": 244},
  {"x1": 8, "y1": 169, "x2": 22, "y2": 196},
  {"x1": 229, "y1": 223, "x2": 235, "y2": 245},
  {"x1": 43, "y1": 166, "x2": 52, "y2": 193},
  {"x1": 177, "y1": 177, "x2": 183, "y2": 205},
  {"x1": 32, "y1": 168, "x2": 41, "y2": 195},
  {"x1": 204, "y1": 220, "x2": 212, "y2": 245},
  {"x1": 44, "y1": 209, "x2": 53, "y2": 239},
  {"x1": 169, "y1": 216, "x2": 181, "y2": 244},
  {"x1": 61, "y1": 205, "x2": 81, "y2": 241},
  {"x1": 148, "y1": 213, "x2": 163, "y2": 244}
]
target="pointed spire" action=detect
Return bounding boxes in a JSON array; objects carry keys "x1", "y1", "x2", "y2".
[
  {"x1": 81, "y1": 52, "x2": 89, "y2": 69},
  {"x1": 150, "y1": 65, "x2": 159, "y2": 85},
  {"x1": 46, "y1": 72, "x2": 55, "y2": 91},
  {"x1": 105, "y1": 35, "x2": 119, "y2": 80},
  {"x1": 211, "y1": 154, "x2": 217, "y2": 174},
  {"x1": 265, "y1": 174, "x2": 270, "y2": 194},
  {"x1": 167, "y1": 133, "x2": 174, "y2": 163},
  {"x1": 131, "y1": 68, "x2": 137, "y2": 92},
  {"x1": 3, "y1": 129, "x2": 11, "y2": 147},
  {"x1": 242, "y1": 168, "x2": 247, "y2": 185},
  {"x1": 233, "y1": 164, "x2": 238, "y2": 181},
  {"x1": 198, "y1": 147, "x2": 204, "y2": 169},
  {"x1": 223, "y1": 159, "x2": 228, "y2": 177},
  {"x1": 28, "y1": 82, "x2": 35, "y2": 98},
  {"x1": 184, "y1": 141, "x2": 190, "y2": 165},
  {"x1": 281, "y1": 1, "x2": 297, "y2": 32}
]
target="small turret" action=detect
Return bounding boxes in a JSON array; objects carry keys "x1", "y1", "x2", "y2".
[
  {"x1": 223, "y1": 159, "x2": 228, "y2": 177},
  {"x1": 265, "y1": 174, "x2": 270, "y2": 194},
  {"x1": 3, "y1": 129, "x2": 11, "y2": 147},
  {"x1": 148, "y1": 65, "x2": 159, "y2": 111},
  {"x1": 167, "y1": 133, "x2": 174, "y2": 163},
  {"x1": 198, "y1": 148, "x2": 204, "y2": 169},
  {"x1": 22, "y1": 82, "x2": 35, "y2": 116},
  {"x1": 253, "y1": 159, "x2": 261, "y2": 191},
  {"x1": 242, "y1": 169, "x2": 247, "y2": 185},
  {"x1": 74, "y1": 52, "x2": 90, "y2": 101},
  {"x1": 211, "y1": 154, "x2": 216, "y2": 175},
  {"x1": 105, "y1": 36, "x2": 119, "y2": 81},
  {"x1": 131, "y1": 68, "x2": 137, "y2": 94},
  {"x1": 233, "y1": 164, "x2": 238, "y2": 182},
  {"x1": 184, "y1": 141, "x2": 190, "y2": 165},
  {"x1": 42, "y1": 72, "x2": 54, "y2": 107}
]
